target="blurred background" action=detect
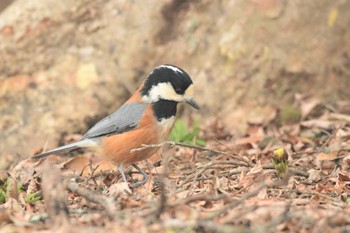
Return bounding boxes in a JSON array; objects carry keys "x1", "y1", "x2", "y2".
[{"x1": 1, "y1": 0, "x2": 350, "y2": 168}]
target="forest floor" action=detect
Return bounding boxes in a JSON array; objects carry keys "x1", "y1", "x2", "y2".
[{"x1": 1, "y1": 97, "x2": 350, "y2": 233}]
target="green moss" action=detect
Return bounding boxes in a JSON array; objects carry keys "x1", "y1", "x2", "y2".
[{"x1": 279, "y1": 105, "x2": 301, "y2": 124}]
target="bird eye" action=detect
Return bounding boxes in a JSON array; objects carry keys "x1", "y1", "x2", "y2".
[{"x1": 175, "y1": 87, "x2": 182, "y2": 94}]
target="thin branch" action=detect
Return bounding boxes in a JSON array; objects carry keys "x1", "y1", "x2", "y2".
[
  {"x1": 163, "y1": 219, "x2": 240, "y2": 233},
  {"x1": 66, "y1": 179, "x2": 117, "y2": 219},
  {"x1": 130, "y1": 141, "x2": 250, "y2": 166},
  {"x1": 146, "y1": 145, "x2": 172, "y2": 223},
  {"x1": 181, "y1": 161, "x2": 214, "y2": 185},
  {"x1": 317, "y1": 127, "x2": 339, "y2": 153},
  {"x1": 297, "y1": 188, "x2": 346, "y2": 207},
  {"x1": 151, "y1": 173, "x2": 167, "y2": 221},
  {"x1": 205, "y1": 183, "x2": 267, "y2": 220},
  {"x1": 87, "y1": 160, "x2": 100, "y2": 187},
  {"x1": 169, "y1": 193, "x2": 230, "y2": 207},
  {"x1": 262, "y1": 164, "x2": 309, "y2": 178}
]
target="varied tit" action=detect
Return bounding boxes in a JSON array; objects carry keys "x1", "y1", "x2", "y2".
[{"x1": 33, "y1": 64, "x2": 199, "y2": 188}]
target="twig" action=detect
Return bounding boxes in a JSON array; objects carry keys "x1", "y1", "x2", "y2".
[
  {"x1": 181, "y1": 162, "x2": 308, "y2": 189},
  {"x1": 289, "y1": 128, "x2": 343, "y2": 158},
  {"x1": 130, "y1": 141, "x2": 250, "y2": 165},
  {"x1": 205, "y1": 183, "x2": 268, "y2": 220},
  {"x1": 262, "y1": 164, "x2": 309, "y2": 178},
  {"x1": 225, "y1": 167, "x2": 250, "y2": 177},
  {"x1": 79, "y1": 163, "x2": 90, "y2": 177},
  {"x1": 87, "y1": 160, "x2": 99, "y2": 187},
  {"x1": 41, "y1": 163, "x2": 69, "y2": 227},
  {"x1": 163, "y1": 219, "x2": 241, "y2": 233},
  {"x1": 152, "y1": 173, "x2": 167, "y2": 221},
  {"x1": 66, "y1": 179, "x2": 117, "y2": 219},
  {"x1": 297, "y1": 188, "x2": 346, "y2": 207},
  {"x1": 214, "y1": 138, "x2": 233, "y2": 149},
  {"x1": 317, "y1": 127, "x2": 339, "y2": 153},
  {"x1": 169, "y1": 193, "x2": 230, "y2": 207},
  {"x1": 191, "y1": 168, "x2": 247, "y2": 182},
  {"x1": 258, "y1": 199, "x2": 292, "y2": 231},
  {"x1": 181, "y1": 161, "x2": 249, "y2": 186},
  {"x1": 291, "y1": 146, "x2": 350, "y2": 157},
  {"x1": 181, "y1": 161, "x2": 215, "y2": 186},
  {"x1": 328, "y1": 113, "x2": 350, "y2": 123},
  {"x1": 146, "y1": 144, "x2": 172, "y2": 223},
  {"x1": 289, "y1": 168, "x2": 309, "y2": 178}
]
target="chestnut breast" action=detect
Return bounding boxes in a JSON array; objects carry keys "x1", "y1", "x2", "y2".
[{"x1": 100, "y1": 105, "x2": 162, "y2": 165}]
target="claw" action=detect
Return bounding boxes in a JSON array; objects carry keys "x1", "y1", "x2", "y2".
[
  {"x1": 116, "y1": 164, "x2": 149, "y2": 189},
  {"x1": 130, "y1": 164, "x2": 149, "y2": 189}
]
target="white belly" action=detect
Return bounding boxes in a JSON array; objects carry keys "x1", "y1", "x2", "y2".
[{"x1": 157, "y1": 116, "x2": 175, "y2": 141}]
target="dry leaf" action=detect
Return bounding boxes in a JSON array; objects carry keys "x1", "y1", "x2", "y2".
[
  {"x1": 235, "y1": 135, "x2": 264, "y2": 145},
  {"x1": 4, "y1": 198, "x2": 22, "y2": 214},
  {"x1": 0, "y1": 208, "x2": 11, "y2": 224},
  {"x1": 300, "y1": 119, "x2": 334, "y2": 129},
  {"x1": 300, "y1": 97, "x2": 320, "y2": 119},
  {"x1": 257, "y1": 187, "x2": 268, "y2": 199},
  {"x1": 338, "y1": 171, "x2": 350, "y2": 182},
  {"x1": 328, "y1": 113, "x2": 350, "y2": 123},
  {"x1": 317, "y1": 151, "x2": 338, "y2": 161},
  {"x1": 307, "y1": 169, "x2": 322, "y2": 183},
  {"x1": 108, "y1": 182, "x2": 132, "y2": 196},
  {"x1": 342, "y1": 155, "x2": 350, "y2": 170}
]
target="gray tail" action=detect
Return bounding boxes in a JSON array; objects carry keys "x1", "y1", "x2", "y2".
[{"x1": 32, "y1": 139, "x2": 98, "y2": 159}]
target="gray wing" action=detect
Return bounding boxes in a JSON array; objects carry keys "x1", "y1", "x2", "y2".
[{"x1": 83, "y1": 102, "x2": 147, "y2": 139}]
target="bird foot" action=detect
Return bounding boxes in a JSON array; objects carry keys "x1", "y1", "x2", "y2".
[
  {"x1": 130, "y1": 164, "x2": 149, "y2": 189},
  {"x1": 117, "y1": 164, "x2": 149, "y2": 189},
  {"x1": 130, "y1": 174, "x2": 148, "y2": 189}
]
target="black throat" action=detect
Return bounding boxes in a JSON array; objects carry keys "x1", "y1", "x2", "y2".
[{"x1": 152, "y1": 100, "x2": 178, "y2": 121}]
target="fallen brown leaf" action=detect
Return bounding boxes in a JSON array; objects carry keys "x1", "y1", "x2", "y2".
[
  {"x1": 300, "y1": 119, "x2": 334, "y2": 129},
  {"x1": 317, "y1": 150, "x2": 339, "y2": 161}
]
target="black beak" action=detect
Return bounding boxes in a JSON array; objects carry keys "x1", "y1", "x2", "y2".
[{"x1": 186, "y1": 98, "x2": 200, "y2": 110}]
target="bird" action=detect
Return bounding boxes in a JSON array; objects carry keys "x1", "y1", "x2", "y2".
[{"x1": 32, "y1": 64, "x2": 200, "y2": 188}]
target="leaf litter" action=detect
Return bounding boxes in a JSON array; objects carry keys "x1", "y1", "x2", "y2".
[{"x1": 1, "y1": 97, "x2": 350, "y2": 232}]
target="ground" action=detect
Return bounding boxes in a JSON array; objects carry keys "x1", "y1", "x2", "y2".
[
  {"x1": 1, "y1": 97, "x2": 350, "y2": 232},
  {"x1": 1, "y1": 0, "x2": 350, "y2": 162},
  {"x1": 1, "y1": 0, "x2": 350, "y2": 232}
]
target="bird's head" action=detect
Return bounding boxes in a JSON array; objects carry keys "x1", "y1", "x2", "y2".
[{"x1": 141, "y1": 64, "x2": 199, "y2": 110}]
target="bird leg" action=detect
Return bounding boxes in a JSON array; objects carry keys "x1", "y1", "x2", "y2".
[
  {"x1": 117, "y1": 164, "x2": 128, "y2": 183},
  {"x1": 130, "y1": 164, "x2": 149, "y2": 188}
]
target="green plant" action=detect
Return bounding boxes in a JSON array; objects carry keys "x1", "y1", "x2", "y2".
[
  {"x1": 0, "y1": 177, "x2": 17, "y2": 203},
  {"x1": 0, "y1": 177, "x2": 41, "y2": 204},
  {"x1": 0, "y1": 189, "x2": 6, "y2": 203},
  {"x1": 272, "y1": 148, "x2": 289, "y2": 178},
  {"x1": 25, "y1": 192, "x2": 42, "y2": 205},
  {"x1": 170, "y1": 119, "x2": 206, "y2": 146}
]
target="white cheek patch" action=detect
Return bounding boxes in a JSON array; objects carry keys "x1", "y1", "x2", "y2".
[{"x1": 142, "y1": 82, "x2": 183, "y2": 102}]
